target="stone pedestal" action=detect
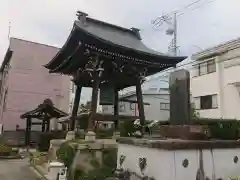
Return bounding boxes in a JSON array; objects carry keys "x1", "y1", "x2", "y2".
[
  {"x1": 159, "y1": 125, "x2": 209, "y2": 140},
  {"x1": 65, "y1": 131, "x2": 75, "y2": 141},
  {"x1": 71, "y1": 139, "x2": 118, "y2": 179},
  {"x1": 48, "y1": 161, "x2": 65, "y2": 180},
  {"x1": 85, "y1": 131, "x2": 96, "y2": 141},
  {"x1": 48, "y1": 139, "x2": 66, "y2": 162}
]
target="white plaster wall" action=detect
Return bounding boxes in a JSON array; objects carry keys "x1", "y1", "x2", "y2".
[
  {"x1": 118, "y1": 144, "x2": 240, "y2": 180},
  {"x1": 191, "y1": 46, "x2": 240, "y2": 119},
  {"x1": 190, "y1": 71, "x2": 221, "y2": 118},
  {"x1": 102, "y1": 94, "x2": 170, "y2": 121},
  {"x1": 223, "y1": 63, "x2": 240, "y2": 119}
]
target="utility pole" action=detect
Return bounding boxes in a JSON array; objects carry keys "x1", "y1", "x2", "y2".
[
  {"x1": 173, "y1": 12, "x2": 177, "y2": 56},
  {"x1": 8, "y1": 21, "x2": 11, "y2": 40},
  {"x1": 152, "y1": 13, "x2": 178, "y2": 57}
]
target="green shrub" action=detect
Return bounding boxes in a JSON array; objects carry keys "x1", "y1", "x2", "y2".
[
  {"x1": 102, "y1": 148, "x2": 117, "y2": 168},
  {"x1": 96, "y1": 129, "x2": 114, "y2": 139},
  {"x1": 76, "y1": 116, "x2": 89, "y2": 131},
  {"x1": 38, "y1": 131, "x2": 66, "y2": 152},
  {"x1": 158, "y1": 118, "x2": 240, "y2": 140},
  {"x1": 195, "y1": 118, "x2": 240, "y2": 140},
  {"x1": 0, "y1": 144, "x2": 12, "y2": 156},
  {"x1": 56, "y1": 142, "x2": 76, "y2": 168},
  {"x1": 120, "y1": 120, "x2": 135, "y2": 137}
]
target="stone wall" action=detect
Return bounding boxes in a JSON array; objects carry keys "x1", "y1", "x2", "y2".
[{"x1": 1, "y1": 130, "x2": 41, "y2": 146}]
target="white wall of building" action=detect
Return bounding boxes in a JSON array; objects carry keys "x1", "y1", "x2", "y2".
[
  {"x1": 118, "y1": 143, "x2": 240, "y2": 180},
  {"x1": 102, "y1": 92, "x2": 170, "y2": 121},
  {"x1": 191, "y1": 39, "x2": 240, "y2": 120}
]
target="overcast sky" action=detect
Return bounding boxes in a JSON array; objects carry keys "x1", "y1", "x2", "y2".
[{"x1": 1, "y1": 0, "x2": 240, "y2": 61}]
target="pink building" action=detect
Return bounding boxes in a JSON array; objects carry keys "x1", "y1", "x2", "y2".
[{"x1": 0, "y1": 38, "x2": 70, "y2": 131}]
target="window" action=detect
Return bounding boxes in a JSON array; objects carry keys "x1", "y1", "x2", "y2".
[
  {"x1": 199, "y1": 62, "x2": 207, "y2": 75},
  {"x1": 119, "y1": 104, "x2": 125, "y2": 112},
  {"x1": 194, "y1": 94, "x2": 218, "y2": 110},
  {"x1": 160, "y1": 103, "x2": 170, "y2": 110},
  {"x1": 130, "y1": 103, "x2": 135, "y2": 110},
  {"x1": 207, "y1": 60, "x2": 216, "y2": 73},
  {"x1": 159, "y1": 88, "x2": 169, "y2": 92},
  {"x1": 193, "y1": 59, "x2": 216, "y2": 77}
]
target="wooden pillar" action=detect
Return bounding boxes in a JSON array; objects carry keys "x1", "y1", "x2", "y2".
[
  {"x1": 70, "y1": 85, "x2": 82, "y2": 131},
  {"x1": 114, "y1": 88, "x2": 119, "y2": 130},
  {"x1": 46, "y1": 119, "x2": 50, "y2": 132},
  {"x1": 25, "y1": 117, "x2": 31, "y2": 146},
  {"x1": 136, "y1": 79, "x2": 145, "y2": 134},
  {"x1": 88, "y1": 77, "x2": 100, "y2": 131},
  {"x1": 42, "y1": 120, "x2": 46, "y2": 132}
]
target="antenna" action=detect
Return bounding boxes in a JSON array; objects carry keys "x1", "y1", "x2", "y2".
[{"x1": 8, "y1": 22, "x2": 11, "y2": 40}]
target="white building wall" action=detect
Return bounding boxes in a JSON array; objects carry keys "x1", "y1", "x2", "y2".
[
  {"x1": 102, "y1": 93, "x2": 170, "y2": 121},
  {"x1": 191, "y1": 42, "x2": 240, "y2": 120},
  {"x1": 190, "y1": 61, "x2": 221, "y2": 118}
]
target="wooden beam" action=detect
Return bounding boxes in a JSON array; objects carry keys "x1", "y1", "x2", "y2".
[
  {"x1": 114, "y1": 88, "x2": 119, "y2": 130},
  {"x1": 70, "y1": 85, "x2": 82, "y2": 130},
  {"x1": 42, "y1": 120, "x2": 46, "y2": 132},
  {"x1": 88, "y1": 69, "x2": 101, "y2": 130},
  {"x1": 25, "y1": 117, "x2": 31, "y2": 146},
  {"x1": 136, "y1": 79, "x2": 145, "y2": 134},
  {"x1": 120, "y1": 99, "x2": 150, "y2": 105}
]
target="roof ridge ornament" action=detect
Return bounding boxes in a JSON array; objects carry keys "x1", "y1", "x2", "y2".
[
  {"x1": 76, "y1": 11, "x2": 88, "y2": 25},
  {"x1": 130, "y1": 27, "x2": 142, "y2": 40}
]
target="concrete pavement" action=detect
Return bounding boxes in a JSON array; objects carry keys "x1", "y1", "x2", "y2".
[{"x1": 0, "y1": 158, "x2": 40, "y2": 180}]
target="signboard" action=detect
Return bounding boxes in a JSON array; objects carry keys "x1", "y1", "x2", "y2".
[{"x1": 99, "y1": 86, "x2": 115, "y2": 105}]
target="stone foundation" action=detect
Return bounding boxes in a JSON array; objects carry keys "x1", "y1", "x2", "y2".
[
  {"x1": 71, "y1": 139, "x2": 118, "y2": 172},
  {"x1": 159, "y1": 125, "x2": 209, "y2": 140}
]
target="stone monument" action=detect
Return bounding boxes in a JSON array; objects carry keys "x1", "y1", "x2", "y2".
[
  {"x1": 169, "y1": 69, "x2": 190, "y2": 125},
  {"x1": 160, "y1": 69, "x2": 208, "y2": 139}
]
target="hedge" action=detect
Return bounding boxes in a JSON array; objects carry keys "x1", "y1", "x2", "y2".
[
  {"x1": 157, "y1": 118, "x2": 240, "y2": 140},
  {"x1": 119, "y1": 118, "x2": 240, "y2": 140},
  {"x1": 37, "y1": 131, "x2": 66, "y2": 152}
]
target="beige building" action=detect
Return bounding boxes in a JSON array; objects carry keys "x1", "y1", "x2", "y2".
[
  {"x1": 191, "y1": 38, "x2": 240, "y2": 119},
  {"x1": 0, "y1": 38, "x2": 71, "y2": 131}
]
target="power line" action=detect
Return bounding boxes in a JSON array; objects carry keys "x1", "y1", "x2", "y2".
[
  {"x1": 178, "y1": 0, "x2": 218, "y2": 16},
  {"x1": 152, "y1": 0, "x2": 209, "y2": 57},
  {"x1": 152, "y1": 0, "x2": 208, "y2": 26},
  {"x1": 150, "y1": 0, "x2": 219, "y2": 59}
]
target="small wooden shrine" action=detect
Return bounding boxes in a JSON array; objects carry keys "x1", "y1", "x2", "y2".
[
  {"x1": 44, "y1": 11, "x2": 186, "y2": 132},
  {"x1": 20, "y1": 99, "x2": 68, "y2": 145}
]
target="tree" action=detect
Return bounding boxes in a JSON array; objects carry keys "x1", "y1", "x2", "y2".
[
  {"x1": 78, "y1": 101, "x2": 91, "y2": 114},
  {"x1": 190, "y1": 107, "x2": 200, "y2": 120},
  {"x1": 77, "y1": 101, "x2": 92, "y2": 130}
]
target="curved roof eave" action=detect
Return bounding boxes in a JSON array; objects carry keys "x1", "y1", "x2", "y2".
[
  {"x1": 50, "y1": 43, "x2": 82, "y2": 73},
  {"x1": 44, "y1": 24, "x2": 78, "y2": 70}
]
